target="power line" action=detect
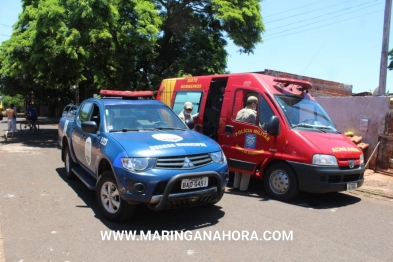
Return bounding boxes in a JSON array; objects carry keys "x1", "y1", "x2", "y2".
[
  {"x1": 302, "y1": 42, "x2": 325, "y2": 75},
  {"x1": 265, "y1": 0, "x2": 382, "y2": 24},
  {"x1": 0, "y1": 23, "x2": 12, "y2": 28},
  {"x1": 225, "y1": 1, "x2": 383, "y2": 48},
  {"x1": 0, "y1": 33, "x2": 10, "y2": 37},
  {"x1": 263, "y1": 9, "x2": 383, "y2": 41},
  {"x1": 267, "y1": 1, "x2": 383, "y2": 31},
  {"x1": 264, "y1": 0, "x2": 328, "y2": 18}
]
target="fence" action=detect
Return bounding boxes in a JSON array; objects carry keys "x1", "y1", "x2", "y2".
[{"x1": 374, "y1": 135, "x2": 393, "y2": 176}]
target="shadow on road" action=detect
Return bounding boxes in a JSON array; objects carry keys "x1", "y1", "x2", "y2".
[
  {"x1": 55, "y1": 167, "x2": 225, "y2": 232},
  {"x1": 0, "y1": 119, "x2": 58, "y2": 149},
  {"x1": 226, "y1": 177, "x2": 361, "y2": 209}
]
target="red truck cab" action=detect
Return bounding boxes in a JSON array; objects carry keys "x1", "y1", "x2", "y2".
[{"x1": 156, "y1": 73, "x2": 365, "y2": 200}]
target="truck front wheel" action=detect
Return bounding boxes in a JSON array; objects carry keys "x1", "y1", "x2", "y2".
[
  {"x1": 64, "y1": 147, "x2": 76, "y2": 179},
  {"x1": 96, "y1": 171, "x2": 136, "y2": 222},
  {"x1": 264, "y1": 163, "x2": 299, "y2": 201}
]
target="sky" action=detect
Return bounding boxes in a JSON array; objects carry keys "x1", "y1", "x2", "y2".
[{"x1": 0, "y1": 0, "x2": 392, "y2": 94}]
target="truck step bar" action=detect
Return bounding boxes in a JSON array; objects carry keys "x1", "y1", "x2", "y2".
[{"x1": 71, "y1": 166, "x2": 97, "y2": 190}]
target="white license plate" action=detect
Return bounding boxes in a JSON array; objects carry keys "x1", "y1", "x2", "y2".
[
  {"x1": 181, "y1": 177, "x2": 208, "y2": 190},
  {"x1": 347, "y1": 182, "x2": 357, "y2": 191}
]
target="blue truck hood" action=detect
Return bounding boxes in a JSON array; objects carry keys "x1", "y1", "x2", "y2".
[{"x1": 108, "y1": 130, "x2": 221, "y2": 157}]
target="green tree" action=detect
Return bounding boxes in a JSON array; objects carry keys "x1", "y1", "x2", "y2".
[
  {"x1": 0, "y1": 0, "x2": 264, "y2": 100},
  {"x1": 1, "y1": 94, "x2": 25, "y2": 113}
]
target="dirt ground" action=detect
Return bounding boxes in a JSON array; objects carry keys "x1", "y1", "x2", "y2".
[{"x1": 351, "y1": 169, "x2": 393, "y2": 199}]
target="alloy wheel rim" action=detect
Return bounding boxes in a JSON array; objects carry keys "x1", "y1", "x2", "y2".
[{"x1": 101, "y1": 181, "x2": 120, "y2": 214}]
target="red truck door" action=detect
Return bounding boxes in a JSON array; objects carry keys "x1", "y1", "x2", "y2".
[{"x1": 219, "y1": 87, "x2": 283, "y2": 176}]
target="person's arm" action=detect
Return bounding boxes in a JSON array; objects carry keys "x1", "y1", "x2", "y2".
[{"x1": 249, "y1": 114, "x2": 257, "y2": 124}]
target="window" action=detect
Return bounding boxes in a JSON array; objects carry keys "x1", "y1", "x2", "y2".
[
  {"x1": 232, "y1": 89, "x2": 258, "y2": 125},
  {"x1": 275, "y1": 95, "x2": 335, "y2": 129},
  {"x1": 258, "y1": 96, "x2": 275, "y2": 132},
  {"x1": 173, "y1": 91, "x2": 203, "y2": 115},
  {"x1": 77, "y1": 102, "x2": 93, "y2": 124},
  {"x1": 104, "y1": 104, "x2": 186, "y2": 131}
]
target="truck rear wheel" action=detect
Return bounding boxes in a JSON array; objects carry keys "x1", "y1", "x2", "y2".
[
  {"x1": 64, "y1": 147, "x2": 76, "y2": 179},
  {"x1": 96, "y1": 171, "x2": 136, "y2": 222},
  {"x1": 264, "y1": 163, "x2": 299, "y2": 201}
]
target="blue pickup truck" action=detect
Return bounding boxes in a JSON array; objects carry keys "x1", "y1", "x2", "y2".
[{"x1": 58, "y1": 90, "x2": 229, "y2": 222}]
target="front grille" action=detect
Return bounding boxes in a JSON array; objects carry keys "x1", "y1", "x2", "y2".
[
  {"x1": 163, "y1": 195, "x2": 218, "y2": 209},
  {"x1": 156, "y1": 153, "x2": 212, "y2": 169},
  {"x1": 328, "y1": 174, "x2": 361, "y2": 183},
  {"x1": 337, "y1": 158, "x2": 360, "y2": 170}
]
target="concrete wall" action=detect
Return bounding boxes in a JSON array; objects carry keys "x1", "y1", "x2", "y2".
[{"x1": 315, "y1": 96, "x2": 390, "y2": 165}]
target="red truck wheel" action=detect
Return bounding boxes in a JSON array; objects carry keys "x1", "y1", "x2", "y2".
[{"x1": 264, "y1": 163, "x2": 299, "y2": 201}]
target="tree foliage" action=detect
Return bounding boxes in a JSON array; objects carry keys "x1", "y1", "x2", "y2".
[
  {"x1": 1, "y1": 94, "x2": 25, "y2": 112},
  {"x1": 0, "y1": 0, "x2": 264, "y2": 102}
]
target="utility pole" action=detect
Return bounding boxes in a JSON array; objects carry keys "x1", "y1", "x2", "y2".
[{"x1": 379, "y1": 0, "x2": 392, "y2": 96}]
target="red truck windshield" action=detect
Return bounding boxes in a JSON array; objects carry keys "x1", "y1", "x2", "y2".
[{"x1": 274, "y1": 95, "x2": 338, "y2": 133}]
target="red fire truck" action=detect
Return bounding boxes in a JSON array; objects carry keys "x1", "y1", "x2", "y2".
[{"x1": 156, "y1": 73, "x2": 365, "y2": 200}]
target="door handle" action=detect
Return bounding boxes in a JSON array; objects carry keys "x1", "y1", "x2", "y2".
[{"x1": 225, "y1": 125, "x2": 234, "y2": 135}]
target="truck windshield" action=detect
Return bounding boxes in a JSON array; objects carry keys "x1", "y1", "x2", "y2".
[
  {"x1": 104, "y1": 104, "x2": 188, "y2": 132},
  {"x1": 274, "y1": 95, "x2": 339, "y2": 133}
]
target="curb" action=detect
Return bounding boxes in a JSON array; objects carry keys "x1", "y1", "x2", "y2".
[{"x1": 355, "y1": 188, "x2": 393, "y2": 199}]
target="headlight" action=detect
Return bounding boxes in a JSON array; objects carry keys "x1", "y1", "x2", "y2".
[
  {"x1": 210, "y1": 151, "x2": 227, "y2": 164},
  {"x1": 359, "y1": 154, "x2": 364, "y2": 165},
  {"x1": 312, "y1": 154, "x2": 337, "y2": 166},
  {"x1": 121, "y1": 158, "x2": 155, "y2": 172}
]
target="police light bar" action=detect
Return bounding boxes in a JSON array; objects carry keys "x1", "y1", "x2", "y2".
[
  {"x1": 100, "y1": 90, "x2": 154, "y2": 98},
  {"x1": 273, "y1": 78, "x2": 312, "y2": 90}
]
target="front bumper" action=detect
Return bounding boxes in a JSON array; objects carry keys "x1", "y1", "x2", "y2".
[
  {"x1": 149, "y1": 172, "x2": 225, "y2": 210},
  {"x1": 288, "y1": 161, "x2": 365, "y2": 193},
  {"x1": 115, "y1": 167, "x2": 228, "y2": 209}
]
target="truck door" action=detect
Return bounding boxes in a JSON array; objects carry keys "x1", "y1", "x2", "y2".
[
  {"x1": 83, "y1": 103, "x2": 101, "y2": 176},
  {"x1": 72, "y1": 102, "x2": 100, "y2": 175},
  {"x1": 220, "y1": 88, "x2": 282, "y2": 176}
]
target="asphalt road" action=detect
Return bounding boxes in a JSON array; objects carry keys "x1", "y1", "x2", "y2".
[{"x1": 0, "y1": 118, "x2": 393, "y2": 261}]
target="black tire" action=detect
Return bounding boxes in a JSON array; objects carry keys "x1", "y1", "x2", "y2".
[
  {"x1": 264, "y1": 163, "x2": 299, "y2": 201},
  {"x1": 32, "y1": 122, "x2": 39, "y2": 134},
  {"x1": 20, "y1": 122, "x2": 31, "y2": 134},
  {"x1": 64, "y1": 146, "x2": 76, "y2": 179},
  {"x1": 96, "y1": 171, "x2": 136, "y2": 222}
]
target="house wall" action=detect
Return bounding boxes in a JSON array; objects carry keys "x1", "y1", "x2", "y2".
[{"x1": 315, "y1": 96, "x2": 390, "y2": 167}]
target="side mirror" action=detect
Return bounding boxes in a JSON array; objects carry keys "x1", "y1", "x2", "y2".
[
  {"x1": 185, "y1": 119, "x2": 195, "y2": 129},
  {"x1": 267, "y1": 116, "x2": 280, "y2": 136},
  {"x1": 82, "y1": 121, "x2": 98, "y2": 133}
]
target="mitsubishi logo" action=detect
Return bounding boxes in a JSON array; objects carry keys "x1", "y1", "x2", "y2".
[
  {"x1": 348, "y1": 159, "x2": 355, "y2": 168},
  {"x1": 183, "y1": 157, "x2": 194, "y2": 168}
]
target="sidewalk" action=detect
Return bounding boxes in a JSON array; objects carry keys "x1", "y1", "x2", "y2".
[{"x1": 355, "y1": 169, "x2": 393, "y2": 199}]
